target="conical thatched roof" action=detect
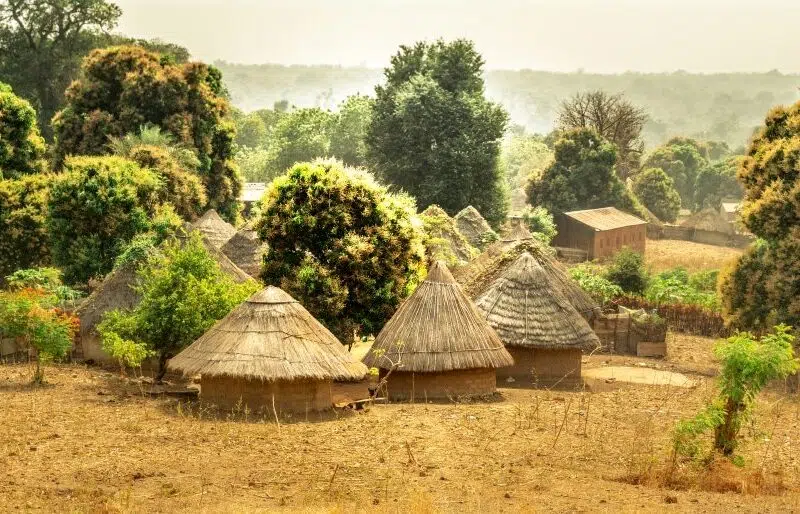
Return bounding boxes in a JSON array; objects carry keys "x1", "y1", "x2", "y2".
[
  {"x1": 475, "y1": 253, "x2": 600, "y2": 351},
  {"x1": 419, "y1": 205, "x2": 477, "y2": 265},
  {"x1": 191, "y1": 209, "x2": 237, "y2": 249},
  {"x1": 453, "y1": 239, "x2": 600, "y2": 320},
  {"x1": 177, "y1": 226, "x2": 254, "y2": 283},
  {"x1": 680, "y1": 208, "x2": 734, "y2": 234},
  {"x1": 221, "y1": 228, "x2": 268, "y2": 278},
  {"x1": 76, "y1": 260, "x2": 140, "y2": 340},
  {"x1": 454, "y1": 206, "x2": 497, "y2": 249},
  {"x1": 168, "y1": 286, "x2": 368, "y2": 381},
  {"x1": 363, "y1": 261, "x2": 513, "y2": 372},
  {"x1": 500, "y1": 222, "x2": 534, "y2": 245}
]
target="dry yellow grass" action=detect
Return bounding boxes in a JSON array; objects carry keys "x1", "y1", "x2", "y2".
[
  {"x1": 645, "y1": 239, "x2": 743, "y2": 273},
  {"x1": 1, "y1": 334, "x2": 799, "y2": 513}
]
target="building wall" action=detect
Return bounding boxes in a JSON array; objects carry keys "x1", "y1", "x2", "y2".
[
  {"x1": 381, "y1": 368, "x2": 497, "y2": 401},
  {"x1": 497, "y1": 347, "x2": 582, "y2": 387},
  {"x1": 201, "y1": 375, "x2": 333, "y2": 413},
  {"x1": 591, "y1": 225, "x2": 646, "y2": 260}
]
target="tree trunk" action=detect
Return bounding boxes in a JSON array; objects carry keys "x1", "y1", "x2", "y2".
[
  {"x1": 156, "y1": 352, "x2": 169, "y2": 383},
  {"x1": 714, "y1": 398, "x2": 742, "y2": 456}
]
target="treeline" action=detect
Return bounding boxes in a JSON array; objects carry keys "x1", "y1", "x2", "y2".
[{"x1": 215, "y1": 62, "x2": 800, "y2": 148}]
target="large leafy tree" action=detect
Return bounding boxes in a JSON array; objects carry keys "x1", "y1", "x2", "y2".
[
  {"x1": 631, "y1": 167, "x2": 681, "y2": 222},
  {"x1": 268, "y1": 107, "x2": 332, "y2": 174},
  {"x1": 51, "y1": 45, "x2": 242, "y2": 222},
  {"x1": 367, "y1": 39, "x2": 509, "y2": 227},
  {"x1": 0, "y1": 0, "x2": 122, "y2": 137},
  {"x1": 0, "y1": 82, "x2": 45, "y2": 178},
  {"x1": 556, "y1": 90, "x2": 647, "y2": 180},
  {"x1": 720, "y1": 101, "x2": 800, "y2": 331},
  {"x1": 526, "y1": 128, "x2": 643, "y2": 217},
  {"x1": 693, "y1": 156, "x2": 743, "y2": 211},
  {"x1": 255, "y1": 159, "x2": 424, "y2": 343},
  {"x1": 0, "y1": 173, "x2": 51, "y2": 277},
  {"x1": 643, "y1": 138, "x2": 708, "y2": 208},
  {"x1": 329, "y1": 94, "x2": 372, "y2": 168}
]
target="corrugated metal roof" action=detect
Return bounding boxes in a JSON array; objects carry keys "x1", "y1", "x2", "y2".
[
  {"x1": 564, "y1": 207, "x2": 646, "y2": 231},
  {"x1": 240, "y1": 182, "x2": 266, "y2": 203}
]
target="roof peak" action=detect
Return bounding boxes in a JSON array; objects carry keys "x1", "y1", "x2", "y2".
[
  {"x1": 247, "y1": 286, "x2": 299, "y2": 304},
  {"x1": 425, "y1": 261, "x2": 456, "y2": 284}
]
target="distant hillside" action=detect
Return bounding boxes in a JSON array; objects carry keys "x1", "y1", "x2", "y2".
[{"x1": 216, "y1": 62, "x2": 800, "y2": 148}]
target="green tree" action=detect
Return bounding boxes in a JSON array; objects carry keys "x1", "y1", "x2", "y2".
[
  {"x1": 46, "y1": 156, "x2": 162, "y2": 284},
  {"x1": 0, "y1": 0, "x2": 122, "y2": 137},
  {"x1": 502, "y1": 132, "x2": 553, "y2": 189},
  {"x1": 631, "y1": 167, "x2": 681, "y2": 223},
  {"x1": 519, "y1": 205, "x2": 557, "y2": 245},
  {"x1": 51, "y1": 45, "x2": 242, "y2": 222},
  {"x1": 235, "y1": 112, "x2": 268, "y2": 148},
  {"x1": 605, "y1": 247, "x2": 648, "y2": 294},
  {"x1": 0, "y1": 82, "x2": 46, "y2": 178},
  {"x1": 693, "y1": 156, "x2": 743, "y2": 211},
  {"x1": 98, "y1": 233, "x2": 259, "y2": 378},
  {"x1": 367, "y1": 39, "x2": 509, "y2": 227},
  {"x1": 255, "y1": 159, "x2": 424, "y2": 342},
  {"x1": 643, "y1": 138, "x2": 708, "y2": 208},
  {"x1": 720, "y1": 101, "x2": 800, "y2": 332},
  {"x1": 329, "y1": 94, "x2": 372, "y2": 167},
  {"x1": 557, "y1": 90, "x2": 647, "y2": 180},
  {"x1": 0, "y1": 173, "x2": 51, "y2": 277},
  {"x1": 269, "y1": 107, "x2": 333, "y2": 174},
  {"x1": 526, "y1": 128, "x2": 643, "y2": 217}
]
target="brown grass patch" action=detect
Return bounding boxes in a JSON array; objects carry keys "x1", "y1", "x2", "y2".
[{"x1": 645, "y1": 238, "x2": 743, "y2": 273}]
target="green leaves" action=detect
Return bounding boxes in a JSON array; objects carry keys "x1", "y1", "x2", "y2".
[
  {"x1": 632, "y1": 167, "x2": 681, "y2": 223},
  {"x1": 0, "y1": 82, "x2": 46, "y2": 179}
]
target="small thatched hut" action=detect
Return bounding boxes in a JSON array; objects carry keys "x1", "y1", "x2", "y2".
[
  {"x1": 168, "y1": 286, "x2": 367, "y2": 413},
  {"x1": 680, "y1": 208, "x2": 734, "y2": 245},
  {"x1": 363, "y1": 261, "x2": 512, "y2": 401},
  {"x1": 419, "y1": 205, "x2": 477, "y2": 265},
  {"x1": 191, "y1": 209, "x2": 237, "y2": 249},
  {"x1": 454, "y1": 206, "x2": 498, "y2": 249},
  {"x1": 475, "y1": 252, "x2": 600, "y2": 386},
  {"x1": 221, "y1": 227, "x2": 268, "y2": 278}
]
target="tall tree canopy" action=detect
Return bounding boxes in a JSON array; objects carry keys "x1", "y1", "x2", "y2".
[
  {"x1": 557, "y1": 90, "x2": 647, "y2": 180},
  {"x1": 255, "y1": 159, "x2": 424, "y2": 343},
  {"x1": 631, "y1": 167, "x2": 681, "y2": 223},
  {"x1": 643, "y1": 138, "x2": 708, "y2": 208},
  {"x1": 367, "y1": 39, "x2": 509, "y2": 227},
  {"x1": 268, "y1": 107, "x2": 332, "y2": 174},
  {"x1": 51, "y1": 45, "x2": 242, "y2": 222},
  {"x1": 693, "y1": 156, "x2": 743, "y2": 212},
  {"x1": 525, "y1": 128, "x2": 643, "y2": 217},
  {"x1": 720, "y1": 101, "x2": 800, "y2": 331},
  {"x1": 329, "y1": 94, "x2": 372, "y2": 168},
  {"x1": 0, "y1": 0, "x2": 122, "y2": 136},
  {"x1": 0, "y1": 82, "x2": 45, "y2": 178}
]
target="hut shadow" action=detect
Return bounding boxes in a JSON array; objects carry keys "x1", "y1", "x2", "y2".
[
  {"x1": 374, "y1": 391, "x2": 508, "y2": 405},
  {"x1": 155, "y1": 397, "x2": 365, "y2": 425}
]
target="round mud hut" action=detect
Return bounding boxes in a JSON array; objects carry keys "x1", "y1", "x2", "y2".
[
  {"x1": 475, "y1": 252, "x2": 600, "y2": 388},
  {"x1": 168, "y1": 286, "x2": 367, "y2": 413},
  {"x1": 363, "y1": 261, "x2": 513, "y2": 401}
]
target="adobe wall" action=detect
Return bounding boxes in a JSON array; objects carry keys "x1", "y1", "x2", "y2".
[
  {"x1": 592, "y1": 225, "x2": 646, "y2": 260},
  {"x1": 381, "y1": 368, "x2": 497, "y2": 401},
  {"x1": 497, "y1": 347, "x2": 582, "y2": 387},
  {"x1": 201, "y1": 375, "x2": 333, "y2": 413}
]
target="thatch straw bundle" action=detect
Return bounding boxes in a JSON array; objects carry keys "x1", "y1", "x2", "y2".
[
  {"x1": 168, "y1": 286, "x2": 368, "y2": 381},
  {"x1": 454, "y1": 205, "x2": 497, "y2": 249},
  {"x1": 221, "y1": 227, "x2": 268, "y2": 278},
  {"x1": 476, "y1": 252, "x2": 600, "y2": 351},
  {"x1": 454, "y1": 239, "x2": 600, "y2": 320},
  {"x1": 680, "y1": 208, "x2": 734, "y2": 234},
  {"x1": 191, "y1": 209, "x2": 237, "y2": 249},
  {"x1": 363, "y1": 261, "x2": 513, "y2": 372}
]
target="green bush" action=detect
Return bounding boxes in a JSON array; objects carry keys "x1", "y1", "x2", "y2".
[
  {"x1": 0, "y1": 174, "x2": 51, "y2": 277},
  {"x1": 0, "y1": 82, "x2": 46, "y2": 179},
  {"x1": 520, "y1": 205, "x2": 557, "y2": 245},
  {"x1": 605, "y1": 247, "x2": 648, "y2": 295},
  {"x1": 631, "y1": 167, "x2": 681, "y2": 222},
  {"x1": 5, "y1": 267, "x2": 83, "y2": 307},
  {"x1": 568, "y1": 263, "x2": 623, "y2": 306},
  {"x1": 645, "y1": 268, "x2": 720, "y2": 311},
  {"x1": 47, "y1": 156, "x2": 163, "y2": 284}
]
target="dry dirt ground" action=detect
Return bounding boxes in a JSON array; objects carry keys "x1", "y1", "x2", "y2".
[
  {"x1": 644, "y1": 239, "x2": 743, "y2": 274},
  {"x1": 1, "y1": 333, "x2": 799, "y2": 513}
]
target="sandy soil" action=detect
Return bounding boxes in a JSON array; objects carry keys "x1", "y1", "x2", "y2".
[
  {"x1": 644, "y1": 239, "x2": 743, "y2": 274},
  {"x1": 1, "y1": 333, "x2": 798, "y2": 513}
]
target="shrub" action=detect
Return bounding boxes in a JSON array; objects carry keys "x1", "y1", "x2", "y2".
[
  {"x1": 5, "y1": 267, "x2": 83, "y2": 307},
  {"x1": 256, "y1": 159, "x2": 425, "y2": 342},
  {"x1": 0, "y1": 82, "x2": 46, "y2": 179},
  {"x1": 0, "y1": 174, "x2": 51, "y2": 277},
  {"x1": 569, "y1": 263, "x2": 623, "y2": 307},
  {"x1": 645, "y1": 271, "x2": 720, "y2": 311},
  {"x1": 605, "y1": 247, "x2": 648, "y2": 295},
  {"x1": 520, "y1": 205, "x2": 557, "y2": 245},
  {"x1": 46, "y1": 156, "x2": 162, "y2": 284}
]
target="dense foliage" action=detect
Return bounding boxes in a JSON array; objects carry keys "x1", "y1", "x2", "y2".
[
  {"x1": 329, "y1": 94, "x2": 372, "y2": 168},
  {"x1": 46, "y1": 156, "x2": 163, "y2": 284},
  {"x1": 268, "y1": 107, "x2": 332, "y2": 174},
  {"x1": 693, "y1": 156, "x2": 742, "y2": 212},
  {"x1": 97, "y1": 233, "x2": 259, "y2": 377},
  {"x1": 631, "y1": 167, "x2": 681, "y2": 222},
  {"x1": 51, "y1": 45, "x2": 242, "y2": 221},
  {"x1": 673, "y1": 325, "x2": 798, "y2": 458},
  {"x1": 526, "y1": 129, "x2": 643, "y2": 217},
  {"x1": 255, "y1": 159, "x2": 424, "y2": 342},
  {"x1": 643, "y1": 138, "x2": 707, "y2": 208},
  {"x1": 568, "y1": 263, "x2": 622, "y2": 306},
  {"x1": 605, "y1": 247, "x2": 648, "y2": 295},
  {"x1": 520, "y1": 205, "x2": 557, "y2": 245},
  {"x1": 367, "y1": 39, "x2": 509, "y2": 226},
  {"x1": 0, "y1": 82, "x2": 46, "y2": 178},
  {"x1": 645, "y1": 267, "x2": 719, "y2": 311},
  {"x1": 0, "y1": 173, "x2": 51, "y2": 277},
  {"x1": 720, "y1": 101, "x2": 800, "y2": 331}
]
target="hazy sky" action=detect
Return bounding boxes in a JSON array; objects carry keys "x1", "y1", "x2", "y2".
[{"x1": 115, "y1": 0, "x2": 800, "y2": 73}]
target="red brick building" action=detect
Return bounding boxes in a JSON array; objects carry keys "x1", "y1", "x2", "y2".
[{"x1": 554, "y1": 207, "x2": 646, "y2": 260}]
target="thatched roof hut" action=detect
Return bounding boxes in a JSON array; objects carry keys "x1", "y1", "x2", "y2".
[
  {"x1": 221, "y1": 227, "x2": 268, "y2": 278},
  {"x1": 454, "y1": 206, "x2": 497, "y2": 250},
  {"x1": 475, "y1": 252, "x2": 599, "y2": 386},
  {"x1": 177, "y1": 225, "x2": 254, "y2": 283},
  {"x1": 419, "y1": 205, "x2": 477, "y2": 266},
  {"x1": 680, "y1": 208, "x2": 734, "y2": 235},
  {"x1": 191, "y1": 209, "x2": 237, "y2": 249},
  {"x1": 453, "y1": 239, "x2": 600, "y2": 322},
  {"x1": 169, "y1": 286, "x2": 367, "y2": 412},
  {"x1": 363, "y1": 261, "x2": 512, "y2": 400}
]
